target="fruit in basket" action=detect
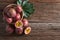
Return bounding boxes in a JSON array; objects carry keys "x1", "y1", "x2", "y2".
[
  {"x1": 6, "y1": 18, "x2": 12, "y2": 24},
  {"x1": 15, "y1": 13, "x2": 21, "y2": 20},
  {"x1": 16, "y1": 5, "x2": 22, "y2": 13},
  {"x1": 22, "y1": 18, "x2": 29, "y2": 27},
  {"x1": 15, "y1": 27, "x2": 23, "y2": 35},
  {"x1": 4, "y1": 16, "x2": 12, "y2": 24},
  {"x1": 24, "y1": 26, "x2": 31, "y2": 35},
  {"x1": 15, "y1": 20, "x2": 23, "y2": 28},
  {"x1": 6, "y1": 25, "x2": 14, "y2": 34},
  {"x1": 7, "y1": 8, "x2": 16, "y2": 17}
]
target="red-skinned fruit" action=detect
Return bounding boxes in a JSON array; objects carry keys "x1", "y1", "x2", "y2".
[
  {"x1": 16, "y1": 5, "x2": 22, "y2": 13},
  {"x1": 7, "y1": 8, "x2": 16, "y2": 17},
  {"x1": 4, "y1": 16, "x2": 12, "y2": 24},
  {"x1": 6, "y1": 25, "x2": 14, "y2": 34},
  {"x1": 22, "y1": 18, "x2": 29, "y2": 27},
  {"x1": 15, "y1": 27, "x2": 23, "y2": 35},
  {"x1": 6, "y1": 18, "x2": 12, "y2": 24},
  {"x1": 15, "y1": 13, "x2": 21, "y2": 20}
]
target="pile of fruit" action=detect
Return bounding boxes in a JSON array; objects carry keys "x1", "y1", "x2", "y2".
[{"x1": 3, "y1": 4, "x2": 31, "y2": 35}]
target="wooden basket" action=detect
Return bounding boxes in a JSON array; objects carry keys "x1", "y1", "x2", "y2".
[{"x1": 3, "y1": 4, "x2": 23, "y2": 24}]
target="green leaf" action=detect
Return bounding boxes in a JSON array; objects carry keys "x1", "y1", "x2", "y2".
[
  {"x1": 22, "y1": 0, "x2": 29, "y2": 6},
  {"x1": 23, "y1": 11, "x2": 30, "y2": 18},
  {"x1": 23, "y1": 3, "x2": 34, "y2": 17},
  {"x1": 17, "y1": 0, "x2": 35, "y2": 18},
  {"x1": 17, "y1": 0, "x2": 22, "y2": 5}
]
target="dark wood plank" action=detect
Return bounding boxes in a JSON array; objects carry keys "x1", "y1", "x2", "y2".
[
  {"x1": 0, "y1": 2, "x2": 13, "y2": 10},
  {"x1": 30, "y1": 0, "x2": 60, "y2": 3},
  {"x1": 0, "y1": 0, "x2": 16, "y2": 3},
  {"x1": 0, "y1": 2, "x2": 12, "y2": 10},
  {"x1": 1, "y1": 0, "x2": 60, "y2": 3},
  {"x1": 0, "y1": 23, "x2": 60, "y2": 40},
  {"x1": 28, "y1": 3, "x2": 60, "y2": 23}
]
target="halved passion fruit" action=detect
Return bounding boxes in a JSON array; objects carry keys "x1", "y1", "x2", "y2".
[
  {"x1": 24, "y1": 27, "x2": 31, "y2": 35},
  {"x1": 15, "y1": 20, "x2": 23, "y2": 28}
]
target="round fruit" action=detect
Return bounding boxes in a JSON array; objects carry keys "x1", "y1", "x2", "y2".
[
  {"x1": 15, "y1": 27, "x2": 23, "y2": 35},
  {"x1": 6, "y1": 25, "x2": 14, "y2": 34},
  {"x1": 24, "y1": 27, "x2": 31, "y2": 35},
  {"x1": 5, "y1": 16, "x2": 12, "y2": 24},
  {"x1": 7, "y1": 8, "x2": 16, "y2": 17},
  {"x1": 22, "y1": 18, "x2": 29, "y2": 27},
  {"x1": 6, "y1": 18, "x2": 12, "y2": 23},
  {"x1": 15, "y1": 13, "x2": 21, "y2": 20},
  {"x1": 15, "y1": 20, "x2": 23, "y2": 28},
  {"x1": 16, "y1": 5, "x2": 22, "y2": 13}
]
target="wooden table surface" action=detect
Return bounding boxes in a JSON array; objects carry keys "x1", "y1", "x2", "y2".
[{"x1": 1, "y1": 0, "x2": 60, "y2": 40}]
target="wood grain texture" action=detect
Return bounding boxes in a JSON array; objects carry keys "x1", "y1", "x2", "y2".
[
  {"x1": 0, "y1": 2, "x2": 14, "y2": 10},
  {"x1": 1, "y1": 0, "x2": 60, "y2": 3},
  {"x1": 0, "y1": 0, "x2": 16, "y2": 3},
  {"x1": 0, "y1": 23, "x2": 60, "y2": 40},
  {"x1": 28, "y1": 3, "x2": 60, "y2": 23},
  {"x1": 30, "y1": 0, "x2": 60, "y2": 3}
]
